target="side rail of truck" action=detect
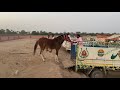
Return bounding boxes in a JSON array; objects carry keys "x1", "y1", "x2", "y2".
[
  {"x1": 75, "y1": 43, "x2": 120, "y2": 78},
  {"x1": 62, "y1": 40, "x2": 120, "y2": 51}
]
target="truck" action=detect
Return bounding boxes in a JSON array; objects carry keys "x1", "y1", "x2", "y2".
[{"x1": 75, "y1": 41, "x2": 120, "y2": 78}]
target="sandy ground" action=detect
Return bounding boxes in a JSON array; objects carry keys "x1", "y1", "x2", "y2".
[
  {"x1": 0, "y1": 39, "x2": 87, "y2": 78},
  {"x1": 1, "y1": 38, "x2": 120, "y2": 78}
]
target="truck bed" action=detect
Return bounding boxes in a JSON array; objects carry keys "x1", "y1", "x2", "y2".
[{"x1": 77, "y1": 59, "x2": 120, "y2": 67}]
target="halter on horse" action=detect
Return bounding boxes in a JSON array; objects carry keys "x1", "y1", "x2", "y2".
[{"x1": 33, "y1": 34, "x2": 71, "y2": 62}]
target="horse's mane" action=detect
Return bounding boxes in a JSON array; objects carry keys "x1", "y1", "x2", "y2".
[
  {"x1": 53, "y1": 35, "x2": 63, "y2": 40},
  {"x1": 50, "y1": 35, "x2": 64, "y2": 44}
]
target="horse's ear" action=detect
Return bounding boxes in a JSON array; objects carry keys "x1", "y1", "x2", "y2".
[
  {"x1": 62, "y1": 35, "x2": 65, "y2": 38},
  {"x1": 60, "y1": 34, "x2": 64, "y2": 39}
]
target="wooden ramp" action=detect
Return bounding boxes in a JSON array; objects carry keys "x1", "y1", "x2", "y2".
[{"x1": 61, "y1": 59, "x2": 75, "y2": 69}]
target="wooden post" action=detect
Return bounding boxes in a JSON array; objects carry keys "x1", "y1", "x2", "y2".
[
  {"x1": 18, "y1": 35, "x2": 20, "y2": 39},
  {"x1": 8, "y1": 36, "x2": 9, "y2": 40}
]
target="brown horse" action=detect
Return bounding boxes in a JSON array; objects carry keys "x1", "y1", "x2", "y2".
[{"x1": 33, "y1": 34, "x2": 71, "y2": 62}]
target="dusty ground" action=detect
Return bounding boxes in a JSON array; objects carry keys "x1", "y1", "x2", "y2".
[
  {"x1": 1, "y1": 38, "x2": 120, "y2": 78},
  {"x1": 0, "y1": 39, "x2": 87, "y2": 78}
]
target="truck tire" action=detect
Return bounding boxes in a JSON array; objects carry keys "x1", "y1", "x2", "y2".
[{"x1": 90, "y1": 69, "x2": 104, "y2": 78}]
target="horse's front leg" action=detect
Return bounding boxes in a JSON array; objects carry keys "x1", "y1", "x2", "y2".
[
  {"x1": 40, "y1": 54, "x2": 45, "y2": 62},
  {"x1": 49, "y1": 49, "x2": 52, "y2": 53},
  {"x1": 46, "y1": 46, "x2": 49, "y2": 51},
  {"x1": 55, "y1": 49, "x2": 59, "y2": 63},
  {"x1": 40, "y1": 49, "x2": 45, "y2": 62},
  {"x1": 40, "y1": 46, "x2": 46, "y2": 59}
]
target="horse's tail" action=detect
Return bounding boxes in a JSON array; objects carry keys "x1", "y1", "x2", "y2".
[{"x1": 33, "y1": 40, "x2": 39, "y2": 55}]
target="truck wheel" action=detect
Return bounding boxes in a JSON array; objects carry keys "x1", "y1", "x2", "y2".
[{"x1": 90, "y1": 69, "x2": 104, "y2": 78}]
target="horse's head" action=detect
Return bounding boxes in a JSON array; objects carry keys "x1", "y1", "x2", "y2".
[
  {"x1": 54, "y1": 34, "x2": 72, "y2": 43},
  {"x1": 63, "y1": 34, "x2": 72, "y2": 42}
]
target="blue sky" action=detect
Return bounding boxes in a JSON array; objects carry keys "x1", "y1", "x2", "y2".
[{"x1": 0, "y1": 12, "x2": 120, "y2": 33}]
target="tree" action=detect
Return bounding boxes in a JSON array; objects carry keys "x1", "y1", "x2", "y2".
[
  {"x1": 55, "y1": 32, "x2": 59, "y2": 35},
  {"x1": 31, "y1": 31, "x2": 37, "y2": 35},
  {"x1": 0, "y1": 29, "x2": 5, "y2": 34},
  {"x1": 27, "y1": 31, "x2": 31, "y2": 35},
  {"x1": 39, "y1": 30, "x2": 48, "y2": 35},
  {"x1": 76, "y1": 32, "x2": 81, "y2": 34},
  {"x1": 36, "y1": 31, "x2": 40, "y2": 35},
  {"x1": 19, "y1": 30, "x2": 27, "y2": 35},
  {"x1": 16, "y1": 31, "x2": 20, "y2": 34},
  {"x1": 48, "y1": 32, "x2": 52, "y2": 34},
  {"x1": 10, "y1": 30, "x2": 17, "y2": 34},
  {"x1": 6, "y1": 29, "x2": 11, "y2": 34}
]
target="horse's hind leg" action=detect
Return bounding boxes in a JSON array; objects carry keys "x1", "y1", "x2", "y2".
[{"x1": 42, "y1": 46, "x2": 46, "y2": 59}]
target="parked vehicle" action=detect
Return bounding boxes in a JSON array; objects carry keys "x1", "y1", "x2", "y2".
[{"x1": 75, "y1": 41, "x2": 120, "y2": 78}]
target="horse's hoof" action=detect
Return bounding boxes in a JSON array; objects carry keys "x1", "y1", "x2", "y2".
[
  {"x1": 55, "y1": 60, "x2": 60, "y2": 63},
  {"x1": 57, "y1": 61, "x2": 59, "y2": 63}
]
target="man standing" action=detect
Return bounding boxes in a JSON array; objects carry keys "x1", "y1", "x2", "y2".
[
  {"x1": 72, "y1": 34, "x2": 83, "y2": 46},
  {"x1": 70, "y1": 34, "x2": 83, "y2": 60}
]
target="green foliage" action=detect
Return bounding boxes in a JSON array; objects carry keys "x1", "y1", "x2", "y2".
[
  {"x1": 19, "y1": 30, "x2": 27, "y2": 35},
  {"x1": 0, "y1": 29, "x2": 5, "y2": 34},
  {"x1": 0, "y1": 28, "x2": 116, "y2": 36},
  {"x1": 31, "y1": 31, "x2": 40, "y2": 35}
]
